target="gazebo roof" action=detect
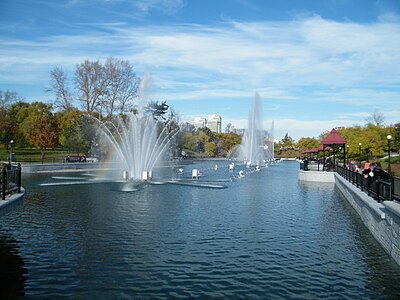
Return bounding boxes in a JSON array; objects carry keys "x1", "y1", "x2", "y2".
[
  {"x1": 317, "y1": 144, "x2": 331, "y2": 151},
  {"x1": 309, "y1": 147, "x2": 318, "y2": 153},
  {"x1": 322, "y1": 128, "x2": 347, "y2": 146}
]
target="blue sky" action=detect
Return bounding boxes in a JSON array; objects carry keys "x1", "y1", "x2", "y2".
[{"x1": 1, "y1": 0, "x2": 399, "y2": 141}]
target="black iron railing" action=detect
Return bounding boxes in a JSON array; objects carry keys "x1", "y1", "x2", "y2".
[
  {"x1": 336, "y1": 165, "x2": 399, "y2": 202},
  {"x1": 1, "y1": 164, "x2": 22, "y2": 200},
  {"x1": 299, "y1": 161, "x2": 308, "y2": 171}
]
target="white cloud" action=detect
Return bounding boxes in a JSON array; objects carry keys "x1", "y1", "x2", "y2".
[
  {"x1": 0, "y1": 14, "x2": 399, "y2": 140},
  {"x1": 2, "y1": 16, "x2": 399, "y2": 89},
  {"x1": 133, "y1": 0, "x2": 185, "y2": 14}
]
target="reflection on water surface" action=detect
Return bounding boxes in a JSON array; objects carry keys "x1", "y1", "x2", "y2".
[{"x1": 0, "y1": 160, "x2": 399, "y2": 299}]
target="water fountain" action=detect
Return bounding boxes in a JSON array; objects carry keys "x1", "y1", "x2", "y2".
[
  {"x1": 234, "y1": 92, "x2": 274, "y2": 165},
  {"x1": 96, "y1": 114, "x2": 178, "y2": 181},
  {"x1": 92, "y1": 71, "x2": 179, "y2": 181}
]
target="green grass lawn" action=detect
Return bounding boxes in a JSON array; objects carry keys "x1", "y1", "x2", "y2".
[
  {"x1": 0, "y1": 145, "x2": 80, "y2": 163},
  {"x1": 381, "y1": 156, "x2": 400, "y2": 176}
]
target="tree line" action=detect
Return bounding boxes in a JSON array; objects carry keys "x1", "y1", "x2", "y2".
[
  {"x1": 0, "y1": 57, "x2": 243, "y2": 158},
  {"x1": 1, "y1": 56, "x2": 399, "y2": 160},
  {"x1": 0, "y1": 95, "x2": 243, "y2": 158},
  {"x1": 278, "y1": 121, "x2": 400, "y2": 161}
]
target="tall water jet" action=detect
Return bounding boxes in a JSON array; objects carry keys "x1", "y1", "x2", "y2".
[
  {"x1": 96, "y1": 114, "x2": 178, "y2": 181},
  {"x1": 242, "y1": 93, "x2": 263, "y2": 165},
  {"x1": 93, "y1": 71, "x2": 178, "y2": 181},
  {"x1": 231, "y1": 93, "x2": 274, "y2": 165}
]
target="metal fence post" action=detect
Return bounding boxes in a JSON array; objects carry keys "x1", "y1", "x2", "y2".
[
  {"x1": 390, "y1": 176, "x2": 394, "y2": 201},
  {"x1": 376, "y1": 179, "x2": 380, "y2": 202},
  {"x1": 17, "y1": 163, "x2": 21, "y2": 193},
  {"x1": 2, "y1": 165, "x2": 6, "y2": 200}
]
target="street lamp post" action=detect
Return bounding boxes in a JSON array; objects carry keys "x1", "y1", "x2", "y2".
[
  {"x1": 345, "y1": 145, "x2": 349, "y2": 167},
  {"x1": 387, "y1": 135, "x2": 392, "y2": 175},
  {"x1": 8, "y1": 139, "x2": 14, "y2": 165},
  {"x1": 358, "y1": 142, "x2": 362, "y2": 167}
]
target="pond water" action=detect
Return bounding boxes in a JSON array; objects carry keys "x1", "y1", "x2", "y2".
[{"x1": 1, "y1": 160, "x2": 400, "y2": 299}]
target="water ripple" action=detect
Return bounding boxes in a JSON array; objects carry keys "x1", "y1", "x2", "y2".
[{"x1": 1, "y1": 162, "x2": 400, "y2": 298}]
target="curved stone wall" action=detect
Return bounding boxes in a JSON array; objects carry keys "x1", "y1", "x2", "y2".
[{"x1": 335, "y1": 173, "x2": 400, "y2": 266}]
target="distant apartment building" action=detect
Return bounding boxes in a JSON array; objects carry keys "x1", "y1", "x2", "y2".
[
  {"x1": 193, "y1": 115, "x2": 222, "y2": 133},
  {"x1": 193, "y1": 117, "x2": 207, "y2": 129},
  {"x1": 207, "y1": 114, "x2": 222, "y2": 133}
]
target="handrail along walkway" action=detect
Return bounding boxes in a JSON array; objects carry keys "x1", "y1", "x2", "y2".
[
  {"x1": 336, "y1": 164, "x2": 399, "y2": 203},
  {"x1": 1, "y1": 163, "x2": 22, "y2": 200}
]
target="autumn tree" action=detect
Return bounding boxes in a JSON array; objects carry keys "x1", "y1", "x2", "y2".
[
  {"x1": 2, "y1": 101, "x2": 30, "y2": 146},
  {"x1": 175, "y1": 122, "x2": 196, "y2": 155},
  {"x1": 204, "y1": 140, "x2": 217, "y2": 156},
  {"x1": 20, "y1": 102, "x2": 58, "y2": 151},
  {"x1": 196, "y1": 127, "x2": 216, "y2": 156},
  {"x1": 215, "y1": 132, "x2": 241, "y2": 156},
  {"x1": 296, "y1": 137, "x2": 320, "y2": 153},
  {"x1": 56, "y1": 108, "x2": 85, "y2": 154},
  {"x1": 278, "y1": 133, "x2": 296, "y2": 157},
  {"x1": 179, "y1": 131, "x2": 198, "y2": 154},
  {"x1": 57, "y1": 110, "x2": 99, "y2": 156},
  {"x1": 0, "y1": 90, "x2": 24, "y2": 143}
]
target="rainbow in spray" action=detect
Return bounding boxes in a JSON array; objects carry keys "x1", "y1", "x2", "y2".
[{"x1": 96, "y1": 114, "x2": 178, "y2": 181}]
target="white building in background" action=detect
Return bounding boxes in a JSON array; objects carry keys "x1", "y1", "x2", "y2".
[
  {"x1": 207, "y1": 114, "x2": 222, "y2": 133},
  {"x1": 193, "y1": 115, "x2": 223, "y2": 133},
  {"x1": 193, "y1": 117, "x2": 207, "y2": 129}
]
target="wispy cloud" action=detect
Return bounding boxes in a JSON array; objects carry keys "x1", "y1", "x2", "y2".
[
  {"x1": 0, "y1": 13, "x2": 399, "y2": 139},
  {"x1": 133, "y1": 0, "x2": 185, "y2": 14},
  {"x1": 2, "y1": 16, "x2": 399, "y2": 87}
]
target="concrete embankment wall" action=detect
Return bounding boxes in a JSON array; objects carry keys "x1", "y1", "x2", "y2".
[
  {"x1": 334, "y1": 173, "x2": 400, "y2": 266},
  {"x1": 0, "y1": 188, "x2": 25, "y2": 217},
  {"x1": 298, "y1": 170, "x2": 335, "y2": 183}
]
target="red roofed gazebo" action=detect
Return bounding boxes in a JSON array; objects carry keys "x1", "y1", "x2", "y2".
[
  {"x1": 316, "y1": 144, "x2": 332, "y2": 171},
  {"x1": 322, "y1": 128, "x2": 347, "y2": 146},
  {"x1": 309, "y1": 147, "x2": 318, "y2": 153},
  {"x1": 322, "y1": 128, "x2": 348, "y2": 169},
  {"x1": 317, "y1": 144, "x2": 331, "y2": 152}
]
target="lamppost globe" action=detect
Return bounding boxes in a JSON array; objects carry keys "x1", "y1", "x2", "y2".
[
  {"x1": 387, "y1": 135, "x2": 392, "y2": 175},
  {"x1": 8, "y1": 139, "x2": 14, "y2": 164}
]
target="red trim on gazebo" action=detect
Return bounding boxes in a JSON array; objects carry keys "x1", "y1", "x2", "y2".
[
  {"x1": 317, "y1": 144, "x2": 331, "y2": 151},
  {"x1": 309, "y1": 147, "x2": 318, "y2": 153},
  {"x1": 322, "y1": 128, "x2": 347, "y2": 146},
  {"x1": 321, "y1": 128, "x2": 348, "y2": 169}
]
